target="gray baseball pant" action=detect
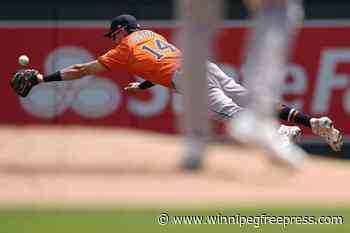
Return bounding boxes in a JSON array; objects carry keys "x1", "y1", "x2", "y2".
[{"x1": 172, "y1": 62, "x2": 249, "y2": 121}]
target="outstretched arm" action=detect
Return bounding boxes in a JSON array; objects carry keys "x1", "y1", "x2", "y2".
[
  {"x1": 10, "y1": 60, "x2": 108, "y2": 98},
  {"x1": 37, "y1": 60, "x2": 108, "y2": 82}
]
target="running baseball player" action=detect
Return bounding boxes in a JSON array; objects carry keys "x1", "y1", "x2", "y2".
[
  {"x1": 10, "y1": 14, "x2": 343, "y2": 167},
  {"x1": 230, "y1": 0, "x2": 308, "y2": 168}
]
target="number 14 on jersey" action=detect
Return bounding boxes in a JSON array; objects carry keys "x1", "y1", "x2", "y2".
[{"x1": 142, "y1": 39, "x2": 177, "y2": 60}]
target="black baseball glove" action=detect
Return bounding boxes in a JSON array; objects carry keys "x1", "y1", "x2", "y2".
[{"x1": 10, "y1": 69, "x2": 39, "y2": 97}]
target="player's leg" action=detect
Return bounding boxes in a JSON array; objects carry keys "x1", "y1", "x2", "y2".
[
  {"x1": 208, "y1": 61, "x2": 343, "y2": 151},
  {"x1": 239, "y1": 0, "x2": 303, "y2": 120},
  {"x1": 207, "y1": 62, "x2": 302, "y2": 144},
  {"x1": 176, "y1": 0, "x2": 223, "y2": 170},
  {"x1": 277, "y1": 104, "x2": 343, "y2": 151},
  {"x1": 207, "y1": 74, "x2": 303, "y2": 148},
  {"x1": 207, "y1": 62, "x2": 250, "y2": 108},
  {"x1": 171, "y1": 64, "x2": 244, "y2": 125},
  {"x1": 227, "y1": 0, "x2": 307, "y2": 168},
  {"x1": 206, "y1": 86, "x2": 245, "y2": 122},
  {"x1": 205, "y1": 59, "x2": 343, "y2": 155},
  {"x1": 173, "y1": 62, "x2": 305, "y2": 168}
]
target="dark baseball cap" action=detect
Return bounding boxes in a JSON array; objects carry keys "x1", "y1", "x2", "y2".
[{"x1": 104, "y1": 14, "x2": 140, "y2": 37}]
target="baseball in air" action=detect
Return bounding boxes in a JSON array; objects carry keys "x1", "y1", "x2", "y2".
[{"x1": 18, "y1": 55, "x2": 30, "y2": 66}]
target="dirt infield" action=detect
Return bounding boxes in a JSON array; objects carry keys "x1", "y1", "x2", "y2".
[{"x1": 0, "y1": 126, "x2": 349, "y2": 208}]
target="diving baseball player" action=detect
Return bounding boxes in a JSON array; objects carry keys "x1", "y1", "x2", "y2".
[{"x1": 10, "y1": 14, "x2": 343, "y2": 169}]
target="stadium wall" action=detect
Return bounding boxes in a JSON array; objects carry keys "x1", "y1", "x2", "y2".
[{"x1": 0, "y1": 21, "x2": 349, "y2": 157}]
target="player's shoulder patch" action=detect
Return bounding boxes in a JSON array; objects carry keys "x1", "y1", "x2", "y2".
[{"x1": 128, "y1": 30, "x2": 158, "y2": 45}]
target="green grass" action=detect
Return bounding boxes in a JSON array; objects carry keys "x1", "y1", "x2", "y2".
[{"x1": 0, "y1": 208, "x2": 349, "y2": 233}]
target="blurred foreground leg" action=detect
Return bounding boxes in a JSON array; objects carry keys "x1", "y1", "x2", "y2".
[
  {"x1": 230, "y1": 0, "x2": 306, "y2": 169},
  {"x1": 244, "y1": 0, "x2": 304, "y2": 117},
  {"x1": 176, "y1": 0, "x2": 223, "y2": 170}
]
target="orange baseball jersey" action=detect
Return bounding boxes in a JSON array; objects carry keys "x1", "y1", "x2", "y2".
[{"x1": 98, "y1": 30, "x2": 182, "y2": 88}]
